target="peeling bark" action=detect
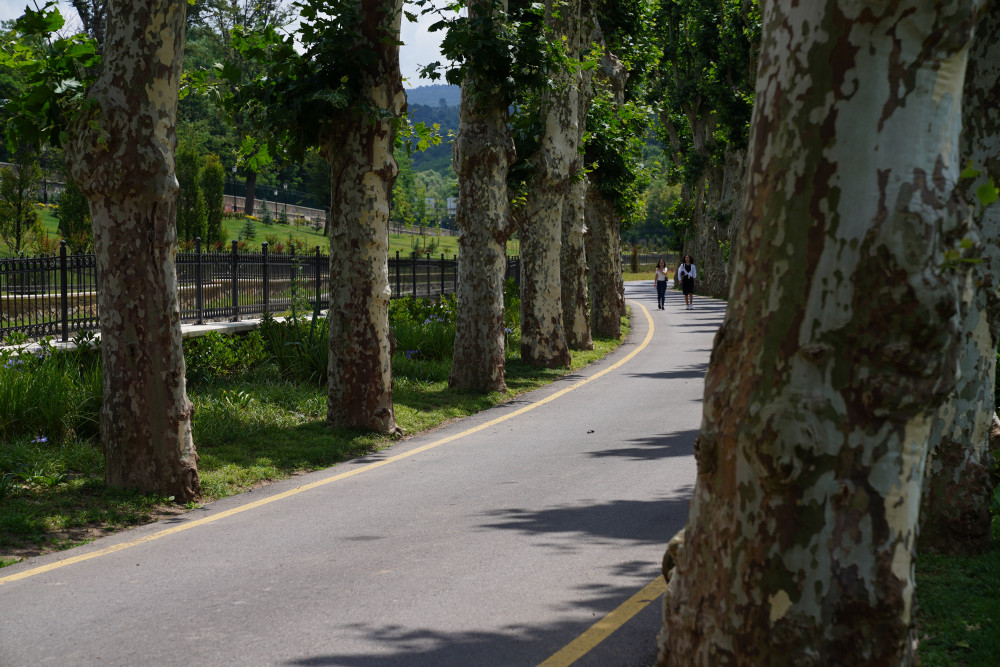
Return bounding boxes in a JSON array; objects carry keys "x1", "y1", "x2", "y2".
[
  {"x1": 448, "y1": 0, "x2": 516, "y2": 393},
  {"x1": 920, "y1": 4, "x2": 1000, "y2": 556},
  {"x1": 560, "y1": 10, "x2": 594, "y2": 352},
  {"x1": 321, "y1": 0, "x2": 404, "y2": 434},
  {"x1": 657, "y1": 2, "x2": 980, "y2": 664},
  {"x1": 67, "y1": 0, "x2": 199, "y2": 502},
  {"x1": 519, "y1": 0, "x2": 579, "y2": 368}
]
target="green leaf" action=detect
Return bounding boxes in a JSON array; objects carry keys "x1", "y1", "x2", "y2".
[{"x1": 976, "y1": 182, "x2": 998, "y2": 206}]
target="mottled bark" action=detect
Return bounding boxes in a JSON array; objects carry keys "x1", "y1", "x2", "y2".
[
  {"x1": 449, "y1": 0, "x2": 516, "y2": 393},
  {"x1": 658, "y1": 2, "x2": 980, "y2": 665},
  {"x1": 519, "y1": 0, "x2": 579, "y2": 368},
  {"x1": 560, "y1": 10, "x2": 593, "y2": 351},
  {"x1": 66, "y1": 0, "x2": 199, "y2": 502},
  {"x1": 321, "y1": 0, "x2": 404, "y2": 434},
  {"x1": 920, "y1": 6, "x2": 1000, "y2": 555}
]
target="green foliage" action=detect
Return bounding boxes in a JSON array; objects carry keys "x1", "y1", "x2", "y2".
[
  {"x1": 201, "y1": 154, "x2": 226, "y2": 244},
  {"x1": 0, "y1": 4, "x2": 100, "y2": 151},
  {"x1": 55, "y1": 176, "x2": 93, "y2": 252},
  {"x1": 0, "y1": 153, "x2": 43, "y2": 254},
  {"x1": 240, "y1": 215, "x2": 257, "y2": 241},
  {"x1": 653, "y1": 0, "x2": 759, "y2": 189},
  {"x1": 258, "y1": 312, "x2": 329, "y2": 384},
  {"x1": 177, "y1": 145, "x2": 208, "y2": 242},
  {"x1": 183, "y1": 330, "x2": 269, "y2": 385},
  {"x1": 0, "y1": 340, "x2": 102, "y2": 444}
]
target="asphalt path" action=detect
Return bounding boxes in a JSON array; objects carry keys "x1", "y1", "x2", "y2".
[{"x1": 0, "y1": 281, "x2": 724, "y2": 667}]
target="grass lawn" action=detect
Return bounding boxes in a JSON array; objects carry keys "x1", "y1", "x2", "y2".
[
  {"x1": 2, "y1": 204, "x2": 521, "y2": 257},
  {"x1": 915, "y1": 525, "x2": 1000, "y2": 666},
  {"x1": 0, "y1": 321, "x2": 627, "y2": 566}
]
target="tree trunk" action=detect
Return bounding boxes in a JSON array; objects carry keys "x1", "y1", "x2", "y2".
[
  {"x1": 585, "y1": 186, "x2": 623, "y2": 338},
  {"x1": 320, "y1": 0, "x2": 404, "y2": 434},
  {"x1": 519, "y1": 0, "x2": 579, "y2": 368},
  {"x1": 244, "y1": 168, "x2": 257, "y2": 217},
  {"x1": 657, "y1": 2, "x2": 979, "y2": 664},
  {"x1": 66, "y1": 0, "x2": 199, "y2": 502},
  {"x1": 560, "y1": 6, "x2": 593, "y2": 351},
  {"x1": 448, "y1": 0, "x2": 516, "y2": 393},
  {"x1": 920, "y1": 8, "x2": 1000, "y2": 555}
]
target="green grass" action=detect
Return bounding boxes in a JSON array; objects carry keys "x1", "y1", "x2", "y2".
[
  {"x1": 915, "y1": 521, "x2": 1000, "y2": 666},
  {"x1": 0, "y1": 318, "x2": 627, "y2": 565},
  {"x1": 2, "y1": 205, "x2": 521, "y2": 257}
]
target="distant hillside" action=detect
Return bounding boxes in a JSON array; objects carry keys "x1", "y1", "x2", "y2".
[
  {"x1": 405, "y1": 84, "x2": 461, "y2": 107},
  {"x1": 409, "y1": 101, "x2": 459, "y2": 172}
]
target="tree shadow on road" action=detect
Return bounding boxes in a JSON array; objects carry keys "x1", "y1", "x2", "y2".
[
  {"x1": 625, "y1": 364, "x2": 708, "y2": 380},
  {"x1": 282, "y1": 560, "x2": 670, "y2": 666},
  {"x1": 587, "y1": 429, "x2": 698, "y2": 461},
  {"x1": 478, "y1": 495, "x2": 690, "y2": 546}
]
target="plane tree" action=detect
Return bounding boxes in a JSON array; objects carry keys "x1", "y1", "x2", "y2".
[
  {"x1": 219, "y1": 0, "x2": 406, "y2": 433},
  {"x1": 2, "y1": 1, "x2": 201, "y2": 501},
  {"x1": 656, "y1": 1, "x2": 981, "y2": 662}
]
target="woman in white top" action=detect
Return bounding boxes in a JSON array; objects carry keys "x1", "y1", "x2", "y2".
[
  {"x1": 653, "y1": 259, "x2": 669, "y2": 310},
  {"x1": 677, "y1": 254, "x2": 697, "y2": 309}
]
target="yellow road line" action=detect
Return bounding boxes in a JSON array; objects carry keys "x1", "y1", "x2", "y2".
[
  {"x1": 538, "y1": 576, "x2": 668, "y2": 667},
  {"x1": 1, "y1": 300, "x2": 654, "y2": 587}
]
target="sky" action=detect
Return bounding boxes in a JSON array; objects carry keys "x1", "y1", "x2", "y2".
[{"x1": 0, "y1": 0, "x2": 449, "y2": 87}]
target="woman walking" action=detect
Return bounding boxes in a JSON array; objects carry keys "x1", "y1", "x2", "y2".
[
  {"x1": 677, "y1": 254, "x2": 697, "y2": 309},
  {"x1": 653, "y1": 259, "x2": 669, "y2": 310}
]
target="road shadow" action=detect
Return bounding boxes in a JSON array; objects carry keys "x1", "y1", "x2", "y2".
[
  {"x1": 626, "y1": 363, "x2": 708, "y2": 381},
  {"x1": 283, "y1": 578, "x2": 662, "y2": 666},
  {"x1": 588, "y1": 429, "x2": 698, "y2": 461},
  {"x1": 478, "y1": 495, "x2": 691, "y2": 546}
]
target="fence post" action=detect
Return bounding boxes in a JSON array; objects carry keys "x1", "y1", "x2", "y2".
[
  {"x1": 262, "y1": 242, "x2": 269, "y2": 315},
  {"x1": 231, "y1": 239, "x2": 239, "y2": 321},
  {"x1": 314, "y1": 246, "x2": 321, "y2": 315},
  {"x1": 453, "y1": 254, "x2": 457, "y2": 294},
  {"x1": 60, "y1": 240, "x2": 68, "y2": 343},
  {"x1": 440, "y1": 253, "x2": 445, "y2": 296},
  {"x1": 195, "y1": 237, "x2": 204, "y2": 325},
  {"x1": 395, "y1": 250, "x2": 400, "y2": 298}
]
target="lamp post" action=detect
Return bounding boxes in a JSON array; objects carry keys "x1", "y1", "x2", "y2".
[
  {"x1": 283, "y1": 183, "x2": 288, "y2": 218},
  {"x1": 231, "y1": 165, "x2": 237, "y2": 211},
  {"x1": 273, "y1": 188, "x2": 278, "y2": 217}
]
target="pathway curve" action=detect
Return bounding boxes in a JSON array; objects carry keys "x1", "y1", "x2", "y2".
[{"x1": 0, "y1": 282, "x2": 725, "y2": 667}]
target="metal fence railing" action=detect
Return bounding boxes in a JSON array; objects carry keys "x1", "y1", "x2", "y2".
[{"x1": 1, "y1": 240, "x2": 523, "y2": 343}]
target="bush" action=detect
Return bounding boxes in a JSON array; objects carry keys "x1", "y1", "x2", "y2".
[
  {"x1": 258, "y1": 312, "x2": 329, "y2": 384},
  {"x1": 183, "y1": 330, "x2": 268, "y2": 384}
]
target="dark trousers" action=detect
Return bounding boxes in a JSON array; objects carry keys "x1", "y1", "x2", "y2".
[{"x1": 656, "y1": 280, "x2": 667, "y2": 307}]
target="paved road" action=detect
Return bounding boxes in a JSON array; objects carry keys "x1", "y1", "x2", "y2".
[{"x1": 0, "y1": 282, "x2": 724, "y2": 667}]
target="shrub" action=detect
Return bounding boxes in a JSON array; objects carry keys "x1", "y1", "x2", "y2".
[
  {"x1": 183, "y1": 330, "x2": 268, "y2": 384},
  {"x1": 258, "y1": 313, "x2": 329, "y2": 384}
]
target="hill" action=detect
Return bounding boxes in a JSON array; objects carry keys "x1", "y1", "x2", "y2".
[{"x1": 405, "y1": 84, "x2": 461, "y2": 107}]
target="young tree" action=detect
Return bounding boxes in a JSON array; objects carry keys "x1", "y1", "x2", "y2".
[
  {"x1": 201, "y1": 153, "x2": 226, "y2": 244},
  {"x1": 656, "y1": 1, "x2": 980, "y2": 664},
  {"x1": 0, "y1": 148, "x2": 42, "y2": 254},
  {"x1": 176, "y1": 144, "x2": 208, "y2": 242},
  {"x1": 66, "y1": 0, "x2": 200, "y2": 502},
  {"x1": 919, "y1": 8, "x2": 1000, "y2": 556},
  {"x1": 55, "y1": 176, "x2": 93, "y2": 252}
]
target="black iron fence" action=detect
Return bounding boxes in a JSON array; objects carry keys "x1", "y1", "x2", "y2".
[{"x1": 1, "y1": 241, "x2": 522, "y2": 343}]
